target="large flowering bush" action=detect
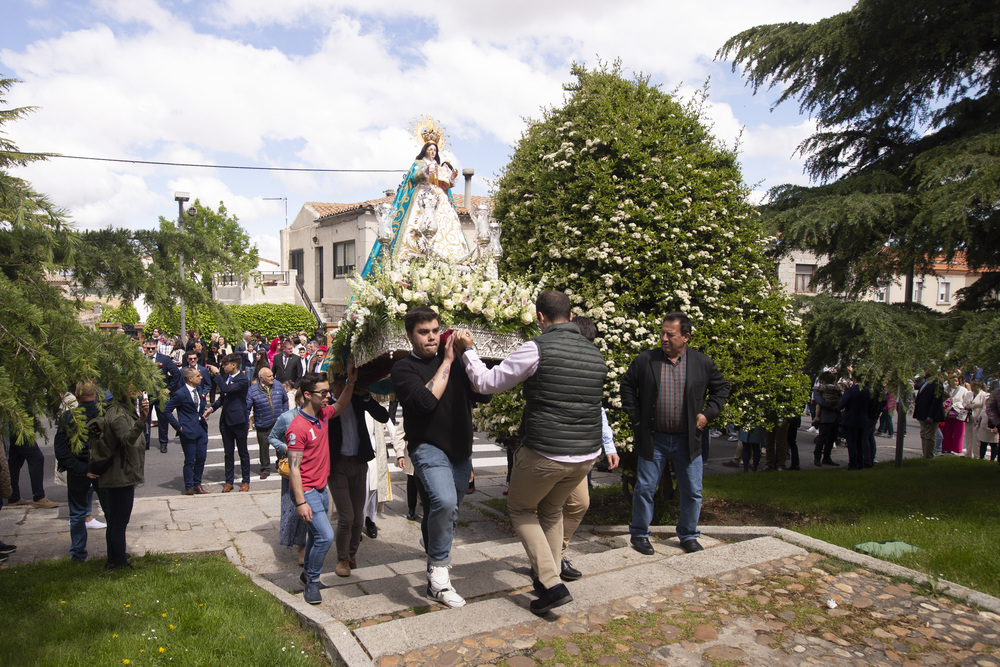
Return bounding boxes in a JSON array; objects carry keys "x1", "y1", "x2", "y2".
[
  {"x1": 332, "y1": 258, "x2": 542, "y2": 361},
  {"x1": 481, "y1": 63, "x2": 810, "y2": 448}
]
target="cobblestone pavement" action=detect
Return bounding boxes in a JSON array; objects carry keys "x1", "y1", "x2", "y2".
[{"x1": 376, "y1": 552, "x2": 1000, "y2": 667}]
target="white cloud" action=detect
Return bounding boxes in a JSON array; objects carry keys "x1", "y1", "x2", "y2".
[{"x1": 1, "y1": 0, "x2": 856, "y2": 240}]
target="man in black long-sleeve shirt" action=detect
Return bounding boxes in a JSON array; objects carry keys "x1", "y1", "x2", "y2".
[{"x1": 390, "y1": 306, "x2": 489, "y2": 608}]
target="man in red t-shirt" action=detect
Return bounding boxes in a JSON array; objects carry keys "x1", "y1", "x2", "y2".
[{"x1": 287, "y1": 364, "x2": 357, "y2": 605}]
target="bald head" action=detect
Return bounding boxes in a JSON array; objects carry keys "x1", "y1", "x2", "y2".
[{"x1": 258, "y1": 368, "x2": 274, "y2": 386}]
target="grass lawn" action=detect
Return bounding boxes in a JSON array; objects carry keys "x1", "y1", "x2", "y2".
[
  {"x1": 702, "y1": 457, "x2": 1000, "y2": 599},
  {"x1": 484, "y1": 457, "x2": 1000, "y2": 599},
  {"x1": 0, "y1": 553, "x2": 326, "y2": 667}
]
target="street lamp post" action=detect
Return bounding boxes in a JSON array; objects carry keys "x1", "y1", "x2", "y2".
[{"x1": 175, "y1": 192, "x2": 190, "y2": 347}]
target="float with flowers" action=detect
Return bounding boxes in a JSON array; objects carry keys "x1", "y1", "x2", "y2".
[{"x1": 329, "y1": 117, "x2": 543, "y2": 385}]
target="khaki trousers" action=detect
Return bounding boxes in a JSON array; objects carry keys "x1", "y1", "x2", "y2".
[
  {"x1": 561, "y1": 476, "x2": 590, "y2": 558},
  {"x1": 508, "y1": 447, "x2": 595, "y2": 589},
  {"x1": 919, "y1": 419, "x2": 938, "y2": 459}
]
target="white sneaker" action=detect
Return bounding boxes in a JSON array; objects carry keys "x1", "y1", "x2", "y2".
[
  {"x1": 427, "y1": 565, "x2": 466, "y2": 608},
  {"x1": 86, "y1": 518, "x2": 107, "y2": 529},
  {"x1": 807, "y1": 426, "x2": 818, "y2": 433}
]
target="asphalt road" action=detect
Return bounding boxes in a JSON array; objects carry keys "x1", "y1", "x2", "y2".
[{"x1": 9, "y1": 410, "x2": 938, "y2": 506}]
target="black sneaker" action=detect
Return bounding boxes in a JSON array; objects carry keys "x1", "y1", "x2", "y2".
[
  {"x1": 529, "y1": 583, "x2": 573, "y2": 615},
  {"x1": 630, "y1": 536, "x2": 655, "y2": 555},
  {"x1": 0, "y1": 553, "x2": 7, "y2": 563},
  {"x1": 365, "y1": 518, "x2": 378, "y2": 539},
  {"x1": 560, "y1": 558, "x2": 582, "y2": 581},
  {"x1": 0, "y1": 542, "x2": 16, "y2": 555},
  {"x1": 822, "y1": 459, "x2": 840, "y2": 466},
  {"x1": 680, "y1": 539, "x2": 704, "y2": 553},
  {"x1": 405, "y1": 510, "x2": 417, "y2": 521}
]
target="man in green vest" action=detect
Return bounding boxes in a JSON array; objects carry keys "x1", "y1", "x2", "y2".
[{"x1": 455, "y1": 290, "x2": 607, "y2": 615}]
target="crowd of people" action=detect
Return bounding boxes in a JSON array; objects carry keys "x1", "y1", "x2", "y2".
[{"x1": 7, "y1": 301, "x2": 995, "y2": 616}]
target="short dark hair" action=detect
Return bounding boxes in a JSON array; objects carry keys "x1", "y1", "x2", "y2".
[
  {"x1": 405, "y1": 306, "x2": 439, "y2": 334},
  {"x1": 221, "y1": 353, "x2": 242, "y2": 367},
  {"x1": 572, "y1": 315, "x2": 598, "y2": 343},
  {"x1": 662, "y1": 312, "x2": 692, "y2": 336},
  {"x1": 535, "y1": 290, "x2": 571, "y2": 322},
  {"x1": 299, "y1": 372, "x2": 328, "y2": 394}
]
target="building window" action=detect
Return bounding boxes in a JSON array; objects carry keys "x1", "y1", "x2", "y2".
[
  {"x1": 937, "y1": 279, "x2": 951, "y2": 304},
  {"x1": 875, "y1": 287, "x2": 888, "y2": 303},
  {"x1": 912, "y1": 278, "x2": 923, "y2": 303},
  {"x1": 794, "y1": 264, "x2": 816, "y2": 293},
  {"x1": 333, "y1": 240, "x2": 356, "y2": 278}
]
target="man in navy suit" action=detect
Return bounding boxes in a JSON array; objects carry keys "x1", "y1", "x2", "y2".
[
  {"x1": 234, "y1": 331, "x2": 256, "y2": 381},
  {"x1": 164, "y1": 367, "x2": 211, "y2": 495},
  {"x1": 182, "y1": 350, "x2": 213, "y2": 392},
  {"x1": 142, "y1": 339, "x2": 182, "y2": 453},
  {"x1": 205, "y1": 353, "x2": 252, "y2": 492}
]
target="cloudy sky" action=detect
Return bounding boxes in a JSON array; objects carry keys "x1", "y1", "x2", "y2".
[{"x1": 1, "y1": 0, "x2": 855, "y2": 265}]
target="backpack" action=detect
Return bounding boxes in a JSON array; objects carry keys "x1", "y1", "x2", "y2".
[{"x1": 86, "y1": 413, "x2": 115, "y2": 476}]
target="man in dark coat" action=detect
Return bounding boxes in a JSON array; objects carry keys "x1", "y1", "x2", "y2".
[
  {"x1": 620, "y1": 312, "x2": 729, "y2": 556},
  {"x1": 206, "y1": 353, "x2": 251, "y2": 491},
  {"x1": 913, "y1": 371, "x2": 946, "y2": 459},
  {"x1": 327, "y1": 378, "x2": 389, "y2": 578},
  {"x1": 273, "y1": 339, "x2": 304, "y2": 388},
  {"x1": 141, "y1": 339, "x2": 181, "y2": 453}
]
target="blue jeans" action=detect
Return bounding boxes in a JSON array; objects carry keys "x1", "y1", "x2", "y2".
[
  {"x1": 67, "y1": 473, "x2": 99, "y2": 561},
  {"x1": 630, "y1": 432, "x2": 702, "y2": 543},
  {"x1": 302, "y1": 487, "x2": 334, "y2": 583},
  {"x1": 411, "y1": 443, "x2": 472, "y2": 567}
]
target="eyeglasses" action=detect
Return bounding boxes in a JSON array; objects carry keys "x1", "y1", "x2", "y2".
[{"x1": 308, "y1": 389, "x2": 331, "y2": 397}]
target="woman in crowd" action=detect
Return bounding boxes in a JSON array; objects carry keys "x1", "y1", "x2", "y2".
[
  {"x1": 969, "y1": 381, "x2": 999, "y2": 460},
  {"x1": 268, "y1": 390, "x2": 308, "y2": 565},
  {"x1": 169, "y1": 337, "x2": 185, "y2": 366},
  {"x1": 217, "y1": 336, "x2": 231, "y2": 356},
  {"x1": 942, "y1": 374, "x2": 971, "y2": 455}
]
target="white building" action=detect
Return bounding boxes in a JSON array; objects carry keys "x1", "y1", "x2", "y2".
[
  {"x1": 777, "y1": 250, "x2": 981, "y2": 311},
  {"x1": 281, "y1": 188, "x2": 492, "y2": 325}
]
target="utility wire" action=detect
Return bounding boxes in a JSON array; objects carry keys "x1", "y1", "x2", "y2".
[{"x1": 6, "y1": 151, "x2": 401, "y2": 173}]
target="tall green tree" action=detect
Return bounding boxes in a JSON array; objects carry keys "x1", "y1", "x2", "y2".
[
  {"x1": 0, "y1": 76, "x2": 258, "y2": 449},
  {"x1": 719, "y1": 0, "x2": 1000, "y2": 300},
  {"x1": 482, "y1": 62, "x2": 809, "y2": 452}
]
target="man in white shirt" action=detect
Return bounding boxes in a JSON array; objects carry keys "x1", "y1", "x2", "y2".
[{"x1": 454, "y1": 290, "x2": 607, "y2": 615}]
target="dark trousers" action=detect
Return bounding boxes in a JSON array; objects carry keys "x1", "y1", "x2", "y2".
[
  {"x1": 741, "y1": 441, "x2": 761, "y2": 471},
  {"x1": 842, "y1": 425, "x2": 863, "y2": 470},
  {"x1": 862, "y1": 419, "x2": 877, "y2": 467},
  {"x1": 255, "y1": 428, "x2": 273, "y2": 474},
  {"x1": 981, "y1": 441, "x2": 999, "y2": 460},
  {"x1": 180, "y1": 434, "x2": 208, "y2": 489},
  {"x1": 814, "y1": 422, "x2": 837, "y2": 461},
  {"x1": 220, "y1": 421, "x2": 250, "y2": 485},
  {"x1": 145, "y1": 403, "x2": 170, "y2": 449},
  {"x1": 8, "y1": 442, "x2": 45, "y2": 502},
  {"x1": 100, "y1": 485, "x2": 135, "y2": 566},
  {"x1": 787, "y1": 415, "x2": 801, "y2": 468},
  {"x1": 330, "y1": 457, "x2": 368, "y2": 561}
]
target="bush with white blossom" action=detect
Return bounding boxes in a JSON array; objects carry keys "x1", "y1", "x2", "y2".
[{"x1": 480, "y1": 62, "x2": 810, "y2": 448}]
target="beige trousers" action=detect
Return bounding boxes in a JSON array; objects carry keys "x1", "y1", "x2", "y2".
[{"x1": 507, "y1": 446, "x2": 595, "y2": 589}]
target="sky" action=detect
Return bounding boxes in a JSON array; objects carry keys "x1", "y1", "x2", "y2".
[{"x1": 1, "y1": 0, "x2": 856, "y2": 267}]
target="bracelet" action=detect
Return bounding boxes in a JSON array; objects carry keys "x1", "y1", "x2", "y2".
[{"x1": 295, "y1": 501, "x2": 306, "y2": 507}]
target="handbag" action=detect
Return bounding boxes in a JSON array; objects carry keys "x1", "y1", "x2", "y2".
[{"x1": 277, "y1": 456, "x2": 290, "y2": 479}]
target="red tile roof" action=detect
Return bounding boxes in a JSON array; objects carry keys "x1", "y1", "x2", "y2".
[{"x1": 308, "y1": 194, "x2": 493, "y2": 221}]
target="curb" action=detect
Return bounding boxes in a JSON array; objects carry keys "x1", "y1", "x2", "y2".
[{"x1": 223, "y1": 546, "x2": 373, "y2": 666}]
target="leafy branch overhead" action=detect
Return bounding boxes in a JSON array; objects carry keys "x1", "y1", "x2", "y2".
[
  {"x1": 719, "y1": 0, "x2": 1000, "y2": 298},
  {"x1": 0, "y1": 75, "x2": 258, "y2": 449}
]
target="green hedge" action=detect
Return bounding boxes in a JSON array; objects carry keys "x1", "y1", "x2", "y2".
[
  {"x1": 146, "y1": 303, "x2": 319, "y2": 342},
  {"x1": 98, "y1": 302, "x2": 140, "y2": 325}
]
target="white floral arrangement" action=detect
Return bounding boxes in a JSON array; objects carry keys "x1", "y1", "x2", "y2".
[{"x1": 331, "y1": 258, "x2": 543, "y2": 364}]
